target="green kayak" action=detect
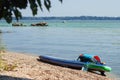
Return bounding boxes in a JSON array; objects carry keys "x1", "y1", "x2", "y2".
[{"x1": 86, "y1": 63, "x2": 112, "y2": 72}]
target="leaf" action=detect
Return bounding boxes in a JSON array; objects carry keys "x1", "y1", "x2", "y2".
[
  {"x1": 59, "y1": 0, "x2": 63, "y2": 3},
  {"x1": 37, "y1": 0, "x2": 43, "y2": 11},
  {"x1": 32, "y1": 6, "x2": 38, "y2": 16},
  {"x1": 44, "y1": 0, "x2": 51, "y2": 11},
  {"x1": 28, "y1": 0, "x2": 38, "y2": 16},
  {"x1": 13, "y1": 8, "x2": 22, "y2": 21}
]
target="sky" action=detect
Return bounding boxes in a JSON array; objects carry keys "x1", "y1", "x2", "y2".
[{"x1": 21, "y1": 0, "x2": 120, "y2": 17}]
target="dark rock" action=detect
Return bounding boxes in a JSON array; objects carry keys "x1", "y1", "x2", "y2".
[{"x1": 31, "y1": 22, "x2": 48, "y2": 26}]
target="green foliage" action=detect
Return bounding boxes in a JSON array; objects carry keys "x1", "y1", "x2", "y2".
[
  {"x1": 44, "y1": 0, "x2": 51, "y2": 11},
  {"x1": 59, "y1": 0, "x2": 63, "y2": 3},
  {"x1": 0, "y1": 36, "x2": 16, "y2": 71},
  {"x1": 37, "y1": 0, "x2": 43, "y2": 11},
  {"x1": 29, "y1": 0, "x2": 38, "y2": 16},
  {"x1": 0, "y1": 55, "x2": 17, "y2": 71},
  {"x1": 0, "y1": 0, "x2": 62, "y2": 23},
  {"x1": 0, "y1": 0, "x2": 27, "y2": 23},
  {"x1": 0, "y1": 46, "x2": 6, "y2": 53}
]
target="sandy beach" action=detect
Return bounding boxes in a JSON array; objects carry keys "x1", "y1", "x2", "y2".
[{"x1": 0, "y1": 52, "x2": 115, "y2": 80}]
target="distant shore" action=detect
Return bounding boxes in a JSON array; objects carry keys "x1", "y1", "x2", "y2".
[
  {"x1": 1, "y1": 16, "x2": 120, "y2": 21},
  {"x1": 0, "y1": 52, "x2": 115, "y2": 80}
]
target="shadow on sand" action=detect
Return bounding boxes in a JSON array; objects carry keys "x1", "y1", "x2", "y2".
[{"x1": 0, "y1": 75, "x2": 32, "y2": 80}]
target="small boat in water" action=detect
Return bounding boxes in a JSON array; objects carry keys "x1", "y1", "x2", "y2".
[{"x1": 39, "y1": 55, "x2": 111, "y2": 75}]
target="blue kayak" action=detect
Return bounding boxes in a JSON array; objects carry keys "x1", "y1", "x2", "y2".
[
  {"x1": 39, "y1": 56, "x2": 85, "y2": 69},
  {"x1": 39, "y1": 55, "x2": 111, "y2": 72}
]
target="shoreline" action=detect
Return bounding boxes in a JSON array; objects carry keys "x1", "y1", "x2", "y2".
[{"x1": 0, "y1": 52, "x2": 115, "y2": 80}]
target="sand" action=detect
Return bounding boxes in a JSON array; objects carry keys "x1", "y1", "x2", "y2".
[{"x1": 0, "y1": 52, "x2": 115, "y2": 80}]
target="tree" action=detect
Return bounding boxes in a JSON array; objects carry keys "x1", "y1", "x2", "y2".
[{"x1": 0, "y1": 0, "x2": 62, "y2": 23}]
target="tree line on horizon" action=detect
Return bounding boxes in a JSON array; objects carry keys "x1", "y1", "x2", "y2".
[{"x1": 13, "y1": 16, "x2": 120, "y2": 20}]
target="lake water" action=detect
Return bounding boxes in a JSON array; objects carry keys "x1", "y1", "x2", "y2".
[{"x1": 0, "y1": 20, "x2": 120, "y2": 78}]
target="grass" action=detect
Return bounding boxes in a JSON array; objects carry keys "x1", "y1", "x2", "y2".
[
  {"x1": 0, "y1": 44, "x2": 17, "y2": 71},
  {"x1": 0, "y1": 53, "x2": 17, "y2": 71}
]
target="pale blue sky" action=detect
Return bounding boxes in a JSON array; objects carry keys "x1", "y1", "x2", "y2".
[{"x1": 21, "y1": 0, "x2": 120, "y2": 17}]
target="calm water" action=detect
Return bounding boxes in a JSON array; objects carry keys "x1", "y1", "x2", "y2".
[{"x1": 0, "y1": 20, "x2": 120, "y2": 78}]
